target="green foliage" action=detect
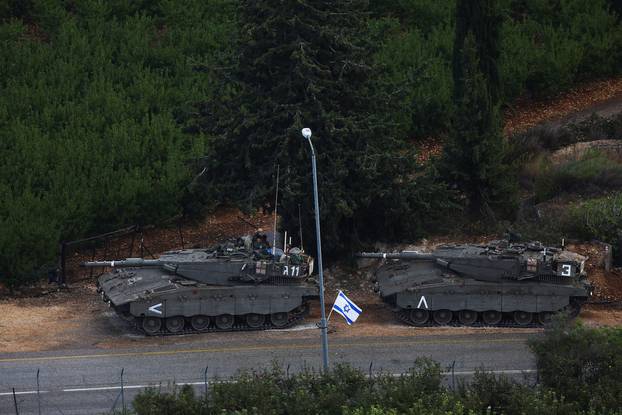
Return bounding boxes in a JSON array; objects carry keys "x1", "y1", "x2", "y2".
[
  {"x1": 458, "y1": 370, "x2": 578, "y2": 414},
  {"x1": 372, "y1": 0, "x2": 622, "y2": 138},
  {"x1": 535, "y1": 151, "x2": 622, "y2": 201},
  {"x1": 529, "y1": 322, "x2": 622, "y2": 413},
  {"x1": 440, "y1": 0, "x2": 518, "y2": 218},
  {"x1": 499, "y1": 0, "x2": 622, "y2": 98},
  {"x1": 0, "y1": 1, "x2": 235, "y2": 286},
  {"x1": 133, "y1": 384, "x2": 202, "y2": 415},
  {"x1": 369, "y1": 1, "x2": 455, "y2": 137},
  {"x1": 564, "y1": 192, "x2": 622, "y2": 243},
  {"x1": 197, "y1": 0, "x2": 456, "y2": 254}
]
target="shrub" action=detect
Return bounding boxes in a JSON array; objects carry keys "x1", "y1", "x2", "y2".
[
  {"x1": 563, "y1": 192, "x2": 622, "y2": 243},
  {"x1": 535, "y1": 150, "x2": 622, "y2": 201},
  {"x1": 529, "y1": 322, "x2": 622, "y2": 413}
]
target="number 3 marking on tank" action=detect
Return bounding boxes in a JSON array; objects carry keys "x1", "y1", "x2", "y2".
[
  {"x1": 282, "y1": 266, "x2": 300, "y2": 276},
  {"x1": 561, "y1": 264, "x2": 572, "y2": 276},
  {"x1": 417, "y1": 296, "x2": 428, "y2": 309},
  {"x1": 148, "y1": 303, "x2": 162, "y2": 315}
]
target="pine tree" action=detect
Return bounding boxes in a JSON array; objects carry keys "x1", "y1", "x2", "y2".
[
  {"x1": 198, "y1": 0, "x2": 437, "y2": 252},
  {"x1": 441, "y1": 0, "x2": 516, "y2": 218}
]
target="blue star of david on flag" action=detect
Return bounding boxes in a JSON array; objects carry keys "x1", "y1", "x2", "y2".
[{"x1": 331, "y1": 290, "x2": 362, "y2": 325}]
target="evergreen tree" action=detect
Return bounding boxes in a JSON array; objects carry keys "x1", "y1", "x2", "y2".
[
  {"x1": 440, "y1": 0, "x2": 516, "y2": 218},
  {"x1": 198, "y1": 0, "x2": 445, "y2": 252}
]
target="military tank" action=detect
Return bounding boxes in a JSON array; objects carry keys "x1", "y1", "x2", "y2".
[
  {"x1": 83, "y1": 235, "x2": 317, "y2": 335},
  {"x1": 358, "y1": 240, "x2": 592, "y2": 327}
]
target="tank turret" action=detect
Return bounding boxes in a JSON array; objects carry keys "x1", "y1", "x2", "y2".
[
  {"x1": 359, "y1": 240, "x2": 592, "y2": 327},
  {"x1": 86, "y1": 237, "x2": 317, "y2": 335}
]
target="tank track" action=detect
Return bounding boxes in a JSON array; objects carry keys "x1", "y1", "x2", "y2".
[
  {"x1": 129, "y1": 304, "x2": 311, "y2": 336},
  {"x1": 395, "y1": 309, "x2": 563, "y2": 329}
]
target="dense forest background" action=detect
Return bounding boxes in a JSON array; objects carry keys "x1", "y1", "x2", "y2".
[{"x1": 1, "y1": 0, "x2": 621, "y2": 286}]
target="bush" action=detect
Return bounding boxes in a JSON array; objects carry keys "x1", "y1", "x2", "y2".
[
  {"x1": 563, "y1": 192, "x2": 622, "y2": 243},
  {"x1": 458, "y1": 370, "x2": 578, "y2": 414},
  {"x1": 535, "y1": 150, "x2": 622, "y2": 201},
  {"x1": 529, "y1": 322, "x2": 622, "y2": 413}
]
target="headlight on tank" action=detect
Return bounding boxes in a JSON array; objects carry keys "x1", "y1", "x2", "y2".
[{"x1": 580, "y1": 260, "x2": 585, "y2": 274}]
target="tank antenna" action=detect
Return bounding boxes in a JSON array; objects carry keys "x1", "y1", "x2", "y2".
[
  {"x1": 272, "y1": 164, "x2": 280, "y2": 256},
  {"x1": 298, "y1": 204, "x2": 304, "y2": 252}
]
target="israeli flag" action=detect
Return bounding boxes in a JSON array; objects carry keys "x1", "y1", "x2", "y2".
[{"x1": 332, "y1": 291, "x2": 362, "y2": 325}]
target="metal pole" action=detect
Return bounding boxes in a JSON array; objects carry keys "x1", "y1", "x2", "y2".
[
  {"x1": 298, "y1": 204, "x2": 304, "y2": 251},
  {"x1": 12, "y1": 388, "x2": 18, "y2": 415},
  {"x1": 204, "y1": 366, "x2": 208, "y2": 396},
  {"x1": 306, "y1": 136, "x2": 329, "y2": 371},
  {"x1": 451, "y1": 360, "x2": 456, "y2": 391},
  {"x1": 36, "y1": 369, "x2": 41, "y2": 415},
  {"x1": 120, "y1": 368, "x2": 125, "y2": 413},
  {"x1": 272, "y1": 164, "x2": 280, "y2": 255}
]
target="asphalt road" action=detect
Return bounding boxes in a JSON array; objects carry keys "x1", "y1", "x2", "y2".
[{"x1": 0, "y1": 329, "x2": 538, "y2": 415}]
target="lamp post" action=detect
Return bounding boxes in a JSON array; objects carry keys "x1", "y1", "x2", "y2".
[{"x1": 301, "y1": 127, "x2": 329, "y2": 371}]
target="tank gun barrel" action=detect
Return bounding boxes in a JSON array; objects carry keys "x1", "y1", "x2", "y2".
[
  {"x1": 81, "y1": 258, "x2": 162, "y2": 268},
  {"x1": 356, "y1": 251, "x2": 435, "y2": 260}
]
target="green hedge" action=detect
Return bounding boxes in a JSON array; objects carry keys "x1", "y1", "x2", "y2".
[{"x1": 0, "y1": 1, "x2": 234, "y2": 286}]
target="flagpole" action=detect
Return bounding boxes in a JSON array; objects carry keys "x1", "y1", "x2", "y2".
[{"x1": 326, "y1": 290, "x2": 339, "y2": 322}]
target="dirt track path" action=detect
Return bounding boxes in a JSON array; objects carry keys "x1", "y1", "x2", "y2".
[{"x1": 504, "y1": 76, "x2": 622, "y2": 135}]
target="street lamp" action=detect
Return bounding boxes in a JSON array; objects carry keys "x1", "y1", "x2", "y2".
[{"x1": 301, "y1": 127, "x2": 329, "y2": 371}]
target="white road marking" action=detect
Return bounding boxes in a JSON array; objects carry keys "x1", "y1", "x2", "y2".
[
  {"x1": 0, "y1": 369, "x2": 536, "y2": 396},
  {"x1": 0, "y1": 390, "x2": 49, "y2": 396}
]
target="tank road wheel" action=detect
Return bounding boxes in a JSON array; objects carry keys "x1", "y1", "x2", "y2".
[
  {"x1": 270, "y1": 312, "x2": 289, "y2": 328},
  {"x1": 458, "y1": 310, "x2": 478, "y2": 326},
  {"x1": 245, "y1": 313, "x2": 266, "y2": 329},
  {"x1": 190, "y1": 315, "x2": 210, "y2": 331},
  {"x1": 482, "y1": 310, "x2": 502, "y2": 325},
  {"x1": 165, "y1": 316, "x2": 185, "y2": 333},
  {"x1": 433, "y1": 309, "x2": 453, "y2": 325},
  {"x1": 538, "y1": 312, "x2": 553, "y2": 325},
  {"x1": 409, "y1": 309, "x2": 429, "y2": 326},
  {"x1": 513, "y1": 311, "x2": 533, "y2": 326},
  {"x1": 142, "y1": 317, "x2": 161, "y2": 335},
  {"x1": 215, "y1": 314, "x2": 234, "y2": 330}
]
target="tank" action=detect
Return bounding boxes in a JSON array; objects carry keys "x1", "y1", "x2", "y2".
[
  {"x1": 357, "y1": 240, "x2": 593, "y2": 327},
  {"x1": 83, "y1": 235, "x2": 318, "y2": 335}
]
